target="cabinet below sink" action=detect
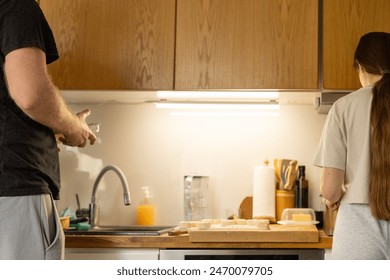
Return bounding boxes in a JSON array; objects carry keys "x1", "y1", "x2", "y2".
[{"x1": 65, "y1": 248, "x2": 159, "y2": 260}]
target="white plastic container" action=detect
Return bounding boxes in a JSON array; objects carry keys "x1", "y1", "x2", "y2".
[{"x1": 277, "y1": 208, "x2": 319, "y2": 225}]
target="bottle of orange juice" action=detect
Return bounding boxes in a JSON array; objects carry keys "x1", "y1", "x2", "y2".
[{"x1": 137, "y1": 186, "x2": 155, "y2": 226}]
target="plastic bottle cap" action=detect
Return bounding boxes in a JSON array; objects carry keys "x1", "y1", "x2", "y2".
[{"x1": 141, "y1": 186, "x2": 153, "y2": 200}]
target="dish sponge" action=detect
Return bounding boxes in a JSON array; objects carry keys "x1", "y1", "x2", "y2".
[{"x1": 75, "y1": 222, "x2": 91, "y2": 231}]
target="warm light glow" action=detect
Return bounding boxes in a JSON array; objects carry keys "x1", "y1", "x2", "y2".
[
  {"x1": 169, "y1": 111, "x2": 280, "y2": 117},
  {"x1": 157, "y1": 91, "x2": 279, "y2": 101},
  {"x1": 155, "y1": 102, "x2": 280, "y2": 110}
]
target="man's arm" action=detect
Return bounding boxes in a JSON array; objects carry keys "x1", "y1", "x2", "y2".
[{"x1": 4, "y1": 47, "x2": 96, "y2": 147}]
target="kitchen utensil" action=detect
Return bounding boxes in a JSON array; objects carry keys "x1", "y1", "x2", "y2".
[
  {"x1": 76, "y1": 193, "x2": 81, "y2": 210},
  {"x1": 283, "y1": 160, "x2": 298, "y2": 190},
  {"x1": 273, "y1": 159, "x2": 283, "y2": 189},
  {"x1": 274, "y1": 159, "x2": 299, "y2": 190},
  {"x1": 280, "y1": 159, "x2": 290, "y2": 187}
]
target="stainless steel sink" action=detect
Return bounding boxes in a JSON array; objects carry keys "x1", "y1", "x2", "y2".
[{"x1": 65, "y1": 225, "x2": 175, "y2": 236}]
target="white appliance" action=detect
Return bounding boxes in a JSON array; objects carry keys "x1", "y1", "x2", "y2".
[{"x1": 160, "y1": 249, "x2": 324, "y2": 260}]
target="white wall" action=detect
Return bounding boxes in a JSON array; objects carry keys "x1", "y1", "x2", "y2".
[{"x1": 57, "y1": 97, "x2": 327, "y2": 226}]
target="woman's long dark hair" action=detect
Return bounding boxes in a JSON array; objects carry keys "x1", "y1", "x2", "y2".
[{"x1": 354, "y1": 32, "x2": 390, "y2": 220}]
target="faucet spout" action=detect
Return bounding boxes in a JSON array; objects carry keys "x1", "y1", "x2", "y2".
[{"x1": 89, "y1": 165, "x2": 131, "y2": 228}]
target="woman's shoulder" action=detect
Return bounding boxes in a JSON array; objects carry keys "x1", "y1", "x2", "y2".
[
  {"x1": 335, "y1": 86, "x2": 372, "y2": 106},
  {"x1": 331, "y1": 87, "x2": 372, "y2": 120}
]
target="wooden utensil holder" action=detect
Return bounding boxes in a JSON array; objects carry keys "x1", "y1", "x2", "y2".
[{"x1": 276, "y1": 190, "x2": 295, "y2": 221}]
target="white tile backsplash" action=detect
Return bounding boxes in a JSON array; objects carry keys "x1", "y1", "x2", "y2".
[{"x1": 57, "y1": 97, "x2": 327, "y2": 226}]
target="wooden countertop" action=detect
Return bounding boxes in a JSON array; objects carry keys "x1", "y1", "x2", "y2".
[{"x1": 65, "y1": 230, "x2": 332, "y2": 249}]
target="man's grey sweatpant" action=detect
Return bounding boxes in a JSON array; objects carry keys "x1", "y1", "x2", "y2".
[{"x1": 0, "y1": 194, "x2": 64, "y2": 260}]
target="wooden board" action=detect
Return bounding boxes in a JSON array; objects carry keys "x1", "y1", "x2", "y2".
[
  {"x1": 238, "y1": 196, "x2": 253, "y2": 219},
  {"x1": 189, "y1": 224, "x2": 318, "y2": 243}
]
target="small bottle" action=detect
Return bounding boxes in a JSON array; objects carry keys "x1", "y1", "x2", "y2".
[
  {"x1": 294, "y1": 166, "x2": 309, "y2": 208},
  {"x1": 137, "y1": 186, "x2": 155, "y2": 226}
]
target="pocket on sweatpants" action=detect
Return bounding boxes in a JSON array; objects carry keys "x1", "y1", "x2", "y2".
[{"x1": 43, "y1": 196, "x2": 65, "y2": 260}]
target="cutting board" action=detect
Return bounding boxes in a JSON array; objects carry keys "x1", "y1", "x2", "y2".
[
  {"x1": 189, "y1": 224, "x2": 318, "y2": 243},
  {"x1": 238, "y1": 196, "x2": 253, "y2": 219}
]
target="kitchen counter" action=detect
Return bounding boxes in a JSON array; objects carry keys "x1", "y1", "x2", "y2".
[{"x1": 65, "y1": 230, "x2": 332, "y2": 249}]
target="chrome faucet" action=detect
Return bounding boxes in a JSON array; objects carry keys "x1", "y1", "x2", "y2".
[{"x1": 89, "y1": 165, "x2": 131, "y2": 228}]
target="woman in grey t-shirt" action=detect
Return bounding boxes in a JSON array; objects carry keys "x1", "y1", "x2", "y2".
[{"x1": 314, "y1": 32, "x2": 390, "y2": 260}]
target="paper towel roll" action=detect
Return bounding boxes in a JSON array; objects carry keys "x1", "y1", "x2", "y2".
[{"x1": 252, "y1": 163, "x2": 276, "y2": 218}]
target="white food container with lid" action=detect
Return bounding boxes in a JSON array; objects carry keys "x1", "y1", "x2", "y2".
[{"x1": 278, "y1": 208, "x2": 319, "y2": 225}]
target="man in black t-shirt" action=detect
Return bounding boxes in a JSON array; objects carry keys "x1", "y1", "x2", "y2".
[{"x1": 0, "y1": 0, "x2": 96, "y2": 259}]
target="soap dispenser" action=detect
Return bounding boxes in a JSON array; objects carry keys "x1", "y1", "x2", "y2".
[{"x1": 137, "y1": 186, "x2": 155, "y2": 226}]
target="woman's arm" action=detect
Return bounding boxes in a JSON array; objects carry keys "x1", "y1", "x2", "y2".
[{"x1": 320, "y1": 167, "x2": 345, "y2": 209}]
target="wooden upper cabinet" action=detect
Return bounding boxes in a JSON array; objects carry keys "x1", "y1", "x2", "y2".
[
  {"x1": 323, "y1": 0, "x2": 390, "y2": 90},
  {"x1": 175, "y1": 0, "x2": 318, "y2": 90},
  {"x1": 40, "y1": 0, "x2": 175, "y2": 90}
]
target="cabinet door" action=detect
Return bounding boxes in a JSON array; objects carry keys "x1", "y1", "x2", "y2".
[
  {"x1": 40, "y1": 0, "x2": 175, "y2": 90},
  {"x1": 65, "y1": 248, "x2": 159, "y2": 260},
  {"x1": 175, "y1": 0, "x2": 318, "y2": 90},
  {"x1": 323, "y1": 0, "x2": 390, "y2": 90}
]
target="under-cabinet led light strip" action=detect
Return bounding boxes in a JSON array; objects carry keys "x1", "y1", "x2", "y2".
[
  {"x1": 169, "y1": 111, "x2": 280, "y2": 117},
  {"x1": 155, "y1": 102, "x2": 279, "y2": 110},
  {"x1": 157, "y1": 91, "x2": 280, "y2": 101}
]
